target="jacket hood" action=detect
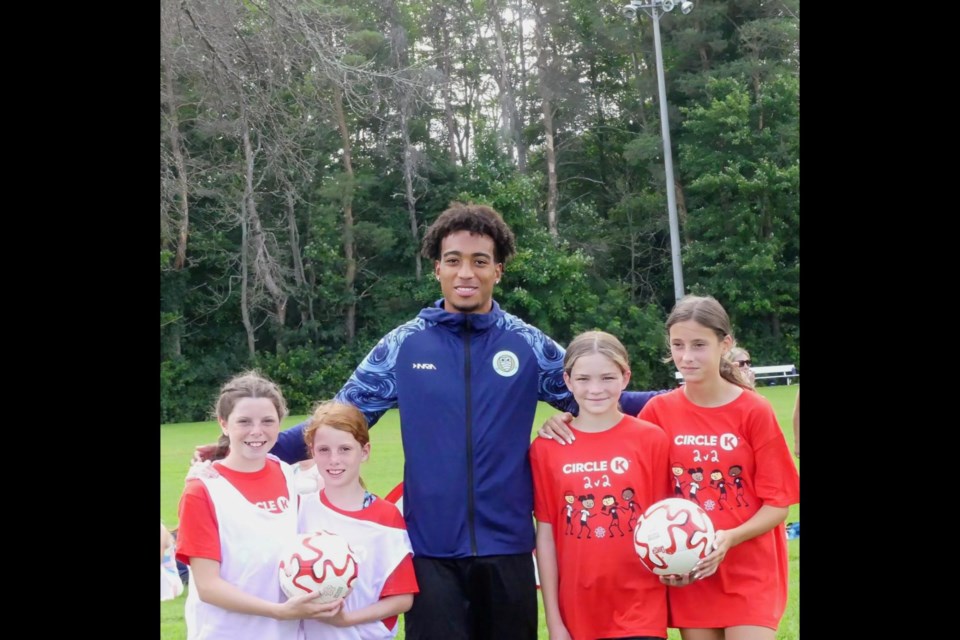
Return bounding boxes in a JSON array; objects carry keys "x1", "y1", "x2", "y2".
[{"x1": 418, "y1": 299, "x2": 504, "y2": 332}]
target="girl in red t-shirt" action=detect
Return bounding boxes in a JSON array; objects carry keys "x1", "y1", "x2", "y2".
[
  {"x1": 531, "y1": 331, "x2": 671, "y2": 640},
  {"x1": 638, "y1": 296, "x2": 800, "y2": 640}
]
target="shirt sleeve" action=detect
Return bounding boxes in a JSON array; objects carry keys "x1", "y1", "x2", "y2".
[
  {"x1": 379, "y1": 553, "x2": 419, "y2": 598},
  {"x1": 651, "y1": 424, "x2": 673, "y2": 501},
  {"x1": 530, "y1": 441, "x2": 555, "y2": 524},
  {"x1": 334, "y1": 329, "x2": 406, "y2": 428},
  {"x1": 621, "y1": 389, "x2": 670, "y2": 417},
  {"x1": 523, "y1": 327, "x2": 578, "y2": 414},
  {"x1": 745, "y1": 399, "x2": 801, "y2": 508},
  {"x1": 175, "y1": 479, "x2": 221, "y2": 565},
  {"x1": 270, "y1": 419, "x2": 310, "y2": 464},
  {"x1": 377, "y1": 553, "x2": 418, "y2": 633}
]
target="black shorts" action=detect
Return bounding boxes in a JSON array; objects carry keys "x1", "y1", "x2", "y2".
[{"x1": 404, "y1": 553, "x2": 537, "y2": 640}]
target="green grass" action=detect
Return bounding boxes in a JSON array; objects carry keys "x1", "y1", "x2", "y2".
[{"x1": 161, "y1": 385, "x2": 799, "y2": 639}]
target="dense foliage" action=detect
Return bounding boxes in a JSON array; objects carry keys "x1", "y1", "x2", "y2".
[{"x1": 161, "y1": 0, "x2": 800, "y2": 422}]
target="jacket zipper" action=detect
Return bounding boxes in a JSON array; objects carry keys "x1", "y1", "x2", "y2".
[{"x1": 463, "y1": 316, "x2": 478, "y2": 555}]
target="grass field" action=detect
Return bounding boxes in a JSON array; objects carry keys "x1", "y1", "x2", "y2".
[{"x1": 161, "y1": 385, "x2": 799, "y2": 639}]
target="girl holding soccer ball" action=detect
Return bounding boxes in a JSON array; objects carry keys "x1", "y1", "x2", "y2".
[
  {"x1": 530, "y1": 331, "x2": 672, "y2": 640},
  {"x1": 638, "y1": 296, "x2": 800, "y2": 640},
  {"x1": 175, "y1": 372, "x2": 341, "y2": 639},
  {"x1": 297, "y1": 401, "x2": 419, "y2": 639}
]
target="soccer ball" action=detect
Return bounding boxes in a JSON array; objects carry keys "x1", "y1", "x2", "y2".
[
  {"x1": 633, "y1": 498, "x2": 716, "y2": 576},
  {"x1": 278, "y1": 530, "x2": 359, "y2": 602}
]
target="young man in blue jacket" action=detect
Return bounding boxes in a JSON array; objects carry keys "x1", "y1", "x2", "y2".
[{"x1": 267, "y1": 203, "x2": 661, "y2": 639}]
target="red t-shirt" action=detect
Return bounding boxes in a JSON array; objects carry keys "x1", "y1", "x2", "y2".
[
  {"x1": 639, "y1": 388, "x2": 800, "y2": 629},
  {"x1": 530, "y1": 415, "x2": 672, "y2": 640},
  {"x1": 176, "y1": 459, "x2": 293, "y2": 565}
]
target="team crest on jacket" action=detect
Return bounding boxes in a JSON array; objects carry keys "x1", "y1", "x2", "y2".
[{"x1": 492, "y1": 350, "x2": 519, "y2": 377}]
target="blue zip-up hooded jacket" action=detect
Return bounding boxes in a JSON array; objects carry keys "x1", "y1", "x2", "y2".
[{"x1": 271, "y1": 300, "x2": 662, "y2": 558}]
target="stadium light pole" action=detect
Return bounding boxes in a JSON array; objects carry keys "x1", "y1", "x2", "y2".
[{"x1": 622, "y1": 0, "x2": 693, "y2": 302}]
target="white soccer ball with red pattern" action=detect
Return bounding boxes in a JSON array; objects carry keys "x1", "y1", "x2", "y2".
[
  {"x1": 633, "y1": 498, "x2": 716, "y2": 576},
  {"x1": 279, "y1": 530, "x2": 359, "y2": 602}
]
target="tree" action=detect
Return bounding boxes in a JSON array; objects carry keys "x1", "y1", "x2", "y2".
[
  {"x1": 160, "y1": 0, "x2": 800, "y2": 421},
  {"x1": 679, "y1": 74, "x2": 799, "y2": 363}
]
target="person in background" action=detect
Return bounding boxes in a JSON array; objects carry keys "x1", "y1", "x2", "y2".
[
  {"x1": 531, "y1": 331, "x2": 670, "y2": 640},
  {"x1": 728, "y1": 347, "x2": 755, "y2": 387},
  {"x1": 161, "y1": 521, "x2": 185, "y2": 602},
  {"x1": 297, "y1": 401, "x2": 418, "y2": 639}
]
